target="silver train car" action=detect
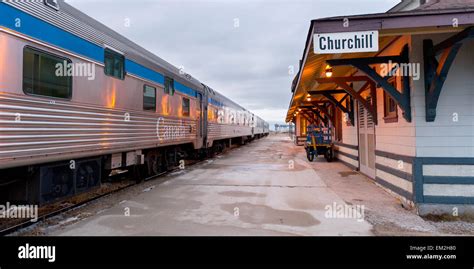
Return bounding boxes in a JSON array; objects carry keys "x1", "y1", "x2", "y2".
[{"x1": 0, "y1": 0, "x2": 269, "y2": 204}]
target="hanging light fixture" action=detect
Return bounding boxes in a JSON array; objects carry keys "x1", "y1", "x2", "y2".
[{"x1": 325, "y1": 64, "x2": 333, "y2": 78}]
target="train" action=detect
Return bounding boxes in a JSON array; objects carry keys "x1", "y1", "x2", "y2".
[{"x1": 0, "y1": 0, "x2": 269, "y2": 205}]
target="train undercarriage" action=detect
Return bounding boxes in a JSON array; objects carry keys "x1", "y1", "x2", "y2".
[{"x1": 0, "y1": 134, "x2": 268, "y2": 206}]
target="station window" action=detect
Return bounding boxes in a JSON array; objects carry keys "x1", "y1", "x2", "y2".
[
  {"x1": 104, "y1": 48, "x2": 125, "y2": 80},
  {"x1": 182, "y1": 97, "x2": 190, "y2": 117},
  {"x1": 300, "y1": 117, "x2": 307, "y2": 135},
  {"x1": 164, "y1": 76, "x2": 175, "y2": 96},
  {"x1": 345, "y1": 96, "x2": 353, "y2": 126},
  {"x1": 143, "y1": 85, "x2": 156, "y2": 111},
  {"x1": 335, "y1": 109, "x2": 343, "y2": 141},
  {"x1": 23, "y1": 46, "x2": 72, "y2": 99},
  {"x1": 383, "y1": 79, "x2": 398, "y2": 123}
]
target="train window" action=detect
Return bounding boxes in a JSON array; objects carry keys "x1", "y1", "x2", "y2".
[
  {"x1": 104, "y1": 48, "x2": 125, "y2": 80},
  {"x1": 143, "y1": 85, "x2": 156, "y2": 111},
  {"x1": 44, "y1": 0, "x2": 60, "y2": 10},
  {"x1": 182, "y1": 97, "x2": 190, "y2": 117},
  {"x1": 164, "y1": 76, "x2": 175, "y2": 96},
  {"x1": 23, "y1": 46, "x2": 72, "y2": 99}
]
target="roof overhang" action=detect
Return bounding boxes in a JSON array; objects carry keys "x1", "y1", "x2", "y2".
[{"x1": 286, "y1": 7, "x2": 474, "y2": 122}]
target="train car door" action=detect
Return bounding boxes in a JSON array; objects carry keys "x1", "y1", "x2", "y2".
[
  {"x1": 197, "y1": 91, "x2": 208, "y2": 148},
  {"x1": 358, "y1": 98, "x2": 376, "y2": 179},
  {"x1": 251, "y1": 115, "x2": 255, "y2": 136}
]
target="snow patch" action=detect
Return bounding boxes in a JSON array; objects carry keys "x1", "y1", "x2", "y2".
[{"x1": 142, "y1": 186, "x2": 156, "y2": 192}]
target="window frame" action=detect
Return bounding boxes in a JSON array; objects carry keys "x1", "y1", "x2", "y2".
[
  {"x1": 164, "y1": 76, "x2": 175, "y2": 96},
  {"x1": 182, "y1": 97, "x2": 190, "y2": 117},
  {"x1": 335, "y1": 106, "x2": 343, "y2": 141},
  {"x1": 22, "y1": 46, "x2": 73, "y2": 100},
  {"x1": 104, "y1": 48, "x2": 125, "y2": 80},
  {"x1": 44, "y1": 0, "x2": 60, "y2": 10},
  {"x1": 143, "y1": 84, "x2": 157, "y2": 111},
  {"x1": 345, "y1": 96, "x2": 353, "y2": 127},
  {"x1": 300, "y1": 117, "x2": 307, "y2": 135},
  {"x1": 383, "y1": 78, "x2": 399, "y2": 123}
]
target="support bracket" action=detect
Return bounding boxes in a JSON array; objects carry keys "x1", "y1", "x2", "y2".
[
  {"x1": 300, "y1": 111, "x2": 316, "y2": 125},
  {"x1": 327, "y1": 45, "x2": 411, "y2": 122},
  {"x1": 315, "y1": 78, "x2": 377, "y2": 125},
  {"x1": 315, "y1": 103, "x2": 335, "y2": 125},
  {"x1": 321, "y1": 92, "x2": 354, "y2": 126},
  {"x1": 423, "y1": 27, "x2": 474, "y2": 122},
  {"x1": 310, "y1": 107, "x2": 328, "y2": 125}
]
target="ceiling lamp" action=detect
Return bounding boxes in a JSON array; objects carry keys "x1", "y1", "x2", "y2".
[{"x1": 325, "y1": 64, "x2": 333, "y2": 78}]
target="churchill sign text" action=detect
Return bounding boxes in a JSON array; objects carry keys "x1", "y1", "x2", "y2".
[{"x1": 314, "y1": 31, "x2": 379, "y2": 54}]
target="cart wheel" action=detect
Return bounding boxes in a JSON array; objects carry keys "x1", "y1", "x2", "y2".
[
  {"x1": 307, "y1": 151, "x2": 314, "y2": 162},
  {"x1": 325, "y1": 148, "x2": 333, "y2": 162}
]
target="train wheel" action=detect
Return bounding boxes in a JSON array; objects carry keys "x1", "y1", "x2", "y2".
[
  {"x1": 145, "y1": 151, "x2": 163, "y2": 177},
  {"x1": 132, "y1": 164, "x2": 146, "y2": 182},
  {"x1": 101, "y1": 160, "x2": 111, "y2": 183},
  {"x1": 325, "y1": 148, "x2": 333, "y2": 162}
]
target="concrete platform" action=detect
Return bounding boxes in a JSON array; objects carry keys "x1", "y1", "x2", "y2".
[
  {"x1": 45, "y1": 134, "x2": 474, "y2": 236},
  {"x1": 49, "y1": 135, "x2": 369, "y2": 235}
]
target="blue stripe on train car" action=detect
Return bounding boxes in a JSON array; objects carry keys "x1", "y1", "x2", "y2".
[
  {"x1": 208, "y1": 97, "x2": 223, "y2": 107},
  {"x1": 0, "y1": 3, "x2": 197, "y2": 99},
  {"x1": 0, "y1": 3, "x2": 104, "y2": 63},
  {"x1": 125, "y1": 60, "x2": 165, "y2": 85},
  {"x1": 175, "y1": 82, "x2": 197, "y2": 98}
]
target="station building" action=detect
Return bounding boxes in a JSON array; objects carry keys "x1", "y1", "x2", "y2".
[{"x1": 286, "y1": 0, "x2": 474, "y2": 215}]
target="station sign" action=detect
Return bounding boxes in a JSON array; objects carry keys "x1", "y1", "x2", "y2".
[{"x1": 313, "y1": 30, "x2": 379, "y2": 54}]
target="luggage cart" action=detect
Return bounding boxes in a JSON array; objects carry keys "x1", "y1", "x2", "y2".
[{"x1": 304, "y1": 124, "x2": 333, "y2": 162}]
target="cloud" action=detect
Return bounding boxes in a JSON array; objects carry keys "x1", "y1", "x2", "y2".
[{"x1": 66, "y1": 0, "x2": 399, "y2": 123}]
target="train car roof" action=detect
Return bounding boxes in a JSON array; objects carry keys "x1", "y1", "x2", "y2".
[
  {"x1": 203, "y1": 84, "x2": 249, "y2": 112},
  {"x1": 4, "y1": 0, "x2": 267, "y2": 124},
  {"x1": 4, "y1": 0, "x2": 203, "y2": 91}
]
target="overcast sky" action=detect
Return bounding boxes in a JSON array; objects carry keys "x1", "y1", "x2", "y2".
[{"x1": 65, "y1": 0, "x2": 399, "y2": 126}]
